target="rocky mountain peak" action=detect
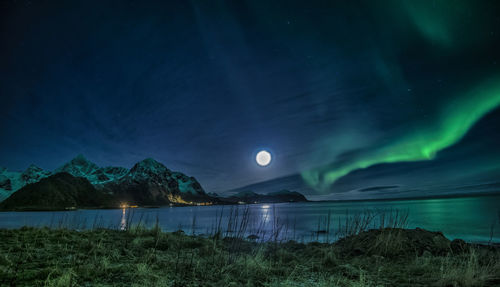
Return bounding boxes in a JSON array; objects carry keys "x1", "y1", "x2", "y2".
[
  {"x1": 98, "y1": 166, "x2": 128, "y2": 175},
  {"x1": 130, "y1": 158, "x2": 169, "y2": 175},
  {"x1": 56, "y1": 154, "x2": 99, "y2": 177},
  {"x1": 71, "y1": 154, "x2": 96, "y2": 167},
  {"x1": 23, "y1": 164, "x2": 44, "y2": 174},
  {"x1": 0, "y1": 175, "x2": 12, "y2": 190},
  {"x1": 21, "y1": 164, "x2": 51, "y2": 184}
]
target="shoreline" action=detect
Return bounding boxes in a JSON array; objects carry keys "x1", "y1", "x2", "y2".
[
  {"x1": 2, "y1": 189, "x2": 500, "y2": 212},
  {"x1": 0, "y1": 200, "x2": 310, "y2": 212}
]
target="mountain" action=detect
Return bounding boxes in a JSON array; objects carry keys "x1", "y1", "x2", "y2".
[
  {"x1": 0, "y1": 155, "x2": 309, "y2": 208},
  {"x1": 0, "y1": 155, "x2": 125, "y2": 202},
  {"x1": 103, "y1": 158, "x2": 213, "y2": 205},
  {"x1": 1, "y1": 155, "x2": 213, "y2": 207},
  {"x1": 0, "y1": 165, "x2": 51, "y2": 202},
  {"x1": 224, "y1": 189, "x2": 308, "y2": 204},
  {"x1": 0, "y1": 173, "x2": 112, "y2": 211},
  {"x1": 234, "y1": 190, "x2": 259, "y2": 198},
  {"x1": 21, "y1": 164, "x2": 52, "y2": 185},
  {"x1": 54, "y1": 154, "x2": 127, "y2": 186},
  {"x1": 55, "y1": 154, "x2": 99, "y2": 178},
  {"x1": 226, "y1": 174, "x2": 313, "y2": 199},
  {"x1": 266, "y1": 190, "x2": 309, "y2": 202},
  {"x1": 90, "y1": 166, "x2": 128, "y2": 185}
]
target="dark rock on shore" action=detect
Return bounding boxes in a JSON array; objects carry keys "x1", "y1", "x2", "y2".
[
  {"x1": 334, "y1": 227, "x2": 453, "y2": 258},
  {"x1": 451, "y1": 238, "x2": 469, "y2": 254}
]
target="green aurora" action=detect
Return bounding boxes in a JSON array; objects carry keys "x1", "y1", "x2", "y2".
[{"x1": 302, "y1": 78, "x2": 500, "y2": 192}]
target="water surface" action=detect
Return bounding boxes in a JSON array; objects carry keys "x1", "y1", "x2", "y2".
[{"x1": 1, "y1": 194, "x2": 499, "y2": 243}]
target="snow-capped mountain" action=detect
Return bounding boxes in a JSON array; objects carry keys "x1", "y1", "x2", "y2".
[
  {"x1": 0, "y1": 165, "x2": 51, "y2": 201},
  {"x1": 0, "y1": 155, "x2": 213, "y2": 205},
  {"x1": 90, "y1": 166, "x2": 128, "y2": 185},
  {"x1": 104, "y1": 158, "x2": 210, "y2": 205},
  {"x1": 55, "y1": 154, "x2": 99, "y2": 178},
  {"x1": 21, "y1": 164, "x2": 52, "y2": 185},
  {"x1": 55, "y1": 154, "x2": 127, "y2": 186}
]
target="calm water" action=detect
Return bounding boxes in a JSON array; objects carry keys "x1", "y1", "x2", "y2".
[{"x1": 0, "y1": 194, "x2": 499, "y2": 243}]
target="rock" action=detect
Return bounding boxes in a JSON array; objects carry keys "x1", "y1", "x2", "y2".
[
  {"x1": 55, "y1": 154, "x2": 99, "y2": 178},
  {"x1": 21, "y1": 164, "x2": 51, "y2": 184},
  {"x1": 334, "y1": 228, "x2": 452, "y2": 258},
  {"x1": 247, "y1": 234, "x2": 260, "y2": 240},
  {"x1": 0, "y1": 176, "x2": 12, "y2": 190},
  {"x1": 451, "y1": 239, "x2": 468, "y2": 254},
  {"x1": 432, "y1": 234, "x2": 451, "y2": 251}
]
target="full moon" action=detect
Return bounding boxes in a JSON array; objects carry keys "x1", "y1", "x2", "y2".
[{"x1": 256, "y1": 150, "x2": 272, "y2": 166}]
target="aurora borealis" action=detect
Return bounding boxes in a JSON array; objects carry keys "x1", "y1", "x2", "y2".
[
  {"x1": 302, "y1": 78, "x2": 500, "y2": 192},
  {"x1": 1, "y1": 0, "x2": 500, "y2": 198}
]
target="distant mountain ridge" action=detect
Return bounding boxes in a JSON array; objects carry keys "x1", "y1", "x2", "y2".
[{"x1": 225, "y1": 190, "x2": 308, "y2": 204}]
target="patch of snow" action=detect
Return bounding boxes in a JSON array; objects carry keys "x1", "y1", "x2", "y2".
[
  {"x1": 0, "y1": 165, "x2": 51, "y2": 201},
  {"x1": 55, "y1": 154, "x2": 99, "y2": 178}
]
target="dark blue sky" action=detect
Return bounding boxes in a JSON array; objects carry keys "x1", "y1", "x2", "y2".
[{"x1": 1, "y1": 0, "x2": 500, "y2": 195}]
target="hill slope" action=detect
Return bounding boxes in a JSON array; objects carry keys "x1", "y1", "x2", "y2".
[
  {"x1": 0, "y1": 165, "x2": 51, "y2": 202},
  {"x1": 0, "y1": 173, "x2": 112, "y2": 211}
]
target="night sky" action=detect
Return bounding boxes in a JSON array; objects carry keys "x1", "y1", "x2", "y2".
[{"x1": 1, "y1": 1, "x2": 500, "y2": 198}]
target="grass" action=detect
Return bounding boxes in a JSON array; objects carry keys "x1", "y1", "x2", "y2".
[{"x1": 0, "y1": 225, "x2": 499, "y2": 286}]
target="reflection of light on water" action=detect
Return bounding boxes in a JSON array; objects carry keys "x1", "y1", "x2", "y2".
[
  {"x1": 261, "y1": 204, "x2": 271, "y2": 223},
  {"x1": 120, "y1": 208, "x2": 127, "y2": 231}
]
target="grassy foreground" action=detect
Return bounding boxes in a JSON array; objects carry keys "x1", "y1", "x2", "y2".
[{"x1": 0, "y1": 227, "x2": 499, "y2": 286}]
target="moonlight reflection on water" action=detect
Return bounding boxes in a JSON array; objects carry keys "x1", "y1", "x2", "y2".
[{"x1": 120, "y1": 208, "x2": 127, "y2": 231}]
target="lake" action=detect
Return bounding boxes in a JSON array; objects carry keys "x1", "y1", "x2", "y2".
[{"x1": 1, "y1": 194, "x2": 499, "y2": 243}]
